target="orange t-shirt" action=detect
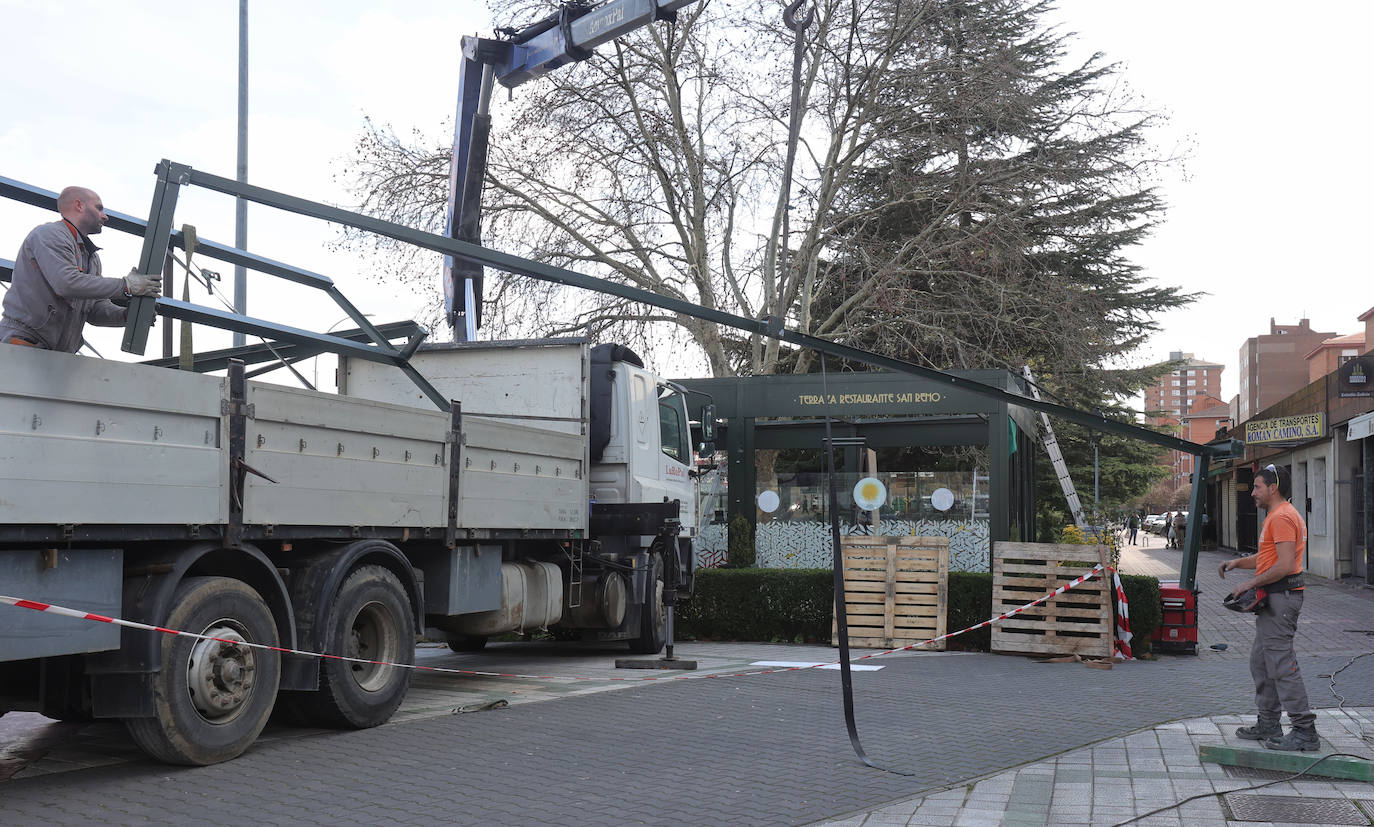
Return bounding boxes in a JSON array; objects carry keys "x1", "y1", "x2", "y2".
[{"x1": 1257, "y1": 500, "x2": 1305, "y2": 582}]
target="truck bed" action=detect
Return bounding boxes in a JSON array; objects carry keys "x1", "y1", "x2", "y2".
[{"x1": 0, "y1": 347, "x2": 587, "y2": 539}]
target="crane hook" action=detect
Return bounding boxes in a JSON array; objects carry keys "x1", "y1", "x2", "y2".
[{"x1": 784, "y1": 0, "x2": 815, "y2": 32}]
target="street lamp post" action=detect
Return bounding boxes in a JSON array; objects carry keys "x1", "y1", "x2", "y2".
[
  {"x1": 1093, "y1": 442, "x2": 1100, "y2": 513},
  {"x1": 1092, "y1": 408, "x2": 1104, "y2": 525},
  {"x1": 233, "y1": 0, "x2": 249, "y2": 346}
]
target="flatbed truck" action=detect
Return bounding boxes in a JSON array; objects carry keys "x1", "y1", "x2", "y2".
[{"x1": 0, "y1": 336, "x2": 702, "y2": 765}]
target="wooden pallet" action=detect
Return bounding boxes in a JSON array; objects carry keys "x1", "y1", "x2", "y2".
[
  {"x1": 990, "y1": 541, "x2": 1111, "y2": 658},
  {"x1": 832, "y1": 535, "x2": 948, "y2": 650}
]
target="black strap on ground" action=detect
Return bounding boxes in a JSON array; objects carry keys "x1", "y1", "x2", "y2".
[{"x1": 821, "y1": 354, "x2": 914, "y2": 777}]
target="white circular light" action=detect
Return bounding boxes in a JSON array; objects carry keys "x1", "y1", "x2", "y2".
[
  {"x1": 930, "y1": 487, "x2": 955, "y2": 512},
  {"x1": 852, "y1": 477, "x2": 887, "y2": 511},
  {"x1": 757, "y1": 490, "x2": 780, "y2": 513}
]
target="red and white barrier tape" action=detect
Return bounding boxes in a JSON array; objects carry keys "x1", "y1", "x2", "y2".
[
  {"x1": 844, "y1": 562, "x2": 1112, "y2": 663},
  {"x1": 1109, "y1": 566, "x2": 1134, "y2": 660},
  {"x1": 0, "y1": 562, "x2": 1116, "y2": 683}
]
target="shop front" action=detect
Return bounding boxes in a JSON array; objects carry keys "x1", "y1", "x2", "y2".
[{"x1": 679, "y1": 370, "x2": 1038, "y2": 574}]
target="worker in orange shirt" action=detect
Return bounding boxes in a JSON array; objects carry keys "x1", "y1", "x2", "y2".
[{"x1": 1218, "y1": 464, "x2": 1317, "y2": 751}]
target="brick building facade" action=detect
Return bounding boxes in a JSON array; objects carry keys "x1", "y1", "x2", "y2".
[
  {"x1": 1144, "y1": 351, "x2": 1224, "y2": 424},
  {"x1": 1238, "y1": 318, "x2": 1336, "y2": 421}
]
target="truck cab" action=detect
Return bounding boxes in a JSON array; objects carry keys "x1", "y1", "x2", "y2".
[{"x1": 590, "y1": 356, "x2": 697, "y2": 544}]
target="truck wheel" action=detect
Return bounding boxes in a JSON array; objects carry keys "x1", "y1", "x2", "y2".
[
  {"x1": 310, "y1": 565, "x2": 414, "y2": 729},
  {"x1": 628, "y1": 553, "x2": 667, "y2": 654},
  {"x1": 446, "y1": 635, "x2": 488, "y2": 652},
  {"x1": 124, "y1": 577, "x2": 281, "y2": 766}
]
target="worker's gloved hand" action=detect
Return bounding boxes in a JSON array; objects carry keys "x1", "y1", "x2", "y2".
[{"x1": 124, "y1": 269, "x2": 163, "y2": 297}]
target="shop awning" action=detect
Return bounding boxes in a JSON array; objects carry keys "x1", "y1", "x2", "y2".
[{"x1": 1349, "y1": 411, "x2": 1374, "y2": 441}]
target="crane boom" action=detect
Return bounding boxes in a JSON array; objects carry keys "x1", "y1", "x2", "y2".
[{"x1": 444, "y1": 0, "x2": 701, "y2": 340}]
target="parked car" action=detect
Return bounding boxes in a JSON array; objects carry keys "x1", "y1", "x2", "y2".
[{"x1": 1144, "y1": 514, "x2": 1165, "y2": 532}]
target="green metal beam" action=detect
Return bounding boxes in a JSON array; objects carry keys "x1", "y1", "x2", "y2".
[
  {"x1": 1200, "y1": 744, "x2": 1374, "y2": 782},
  {"x1": 989, "y1": 411, "x2": 1011, "y2": 550},
  {"x1": 1179, "y1": 452, "x2": 1211, "y2": 591},
  {"x1": 161, "y1": 160, "x2": 1224, "y2": 459}
]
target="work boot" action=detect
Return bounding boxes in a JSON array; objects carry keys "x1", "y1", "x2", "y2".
[
  {"x1": 1236, "y1": 718, "x2": 1281, "y2": 740},
  {"x1": 1263, "y1": 727, "x2": 1320, "y2": 752}
]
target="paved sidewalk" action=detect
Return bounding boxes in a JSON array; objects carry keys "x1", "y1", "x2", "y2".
[
  {"x1": 5, "y1": 536, "x2": 1374, "y2": 824},
  {"x1": 1125, "y1": 532, "x2": 1374, "y2": 661},
  {"x1": 0, "y1": 639, "x2": 848, "y2": 782},
  {"x1": 820, "y1": 708, "x2": 1374, "y2": 826},
  {"x1": 814, "y1": 537, "x2": 1374, "y2": 826}
]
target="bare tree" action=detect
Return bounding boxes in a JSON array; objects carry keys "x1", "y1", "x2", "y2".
[
  {"x1": 335, "y1": 0, "x2": 1186, "y2": 398},
  {"x1": 335, "y1": 0, "x2": 931, "y2": 377}
]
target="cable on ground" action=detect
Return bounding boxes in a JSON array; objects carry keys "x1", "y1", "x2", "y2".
[{"x1": 1111, "y1": 752, "x2": 1371, "y2": 827}]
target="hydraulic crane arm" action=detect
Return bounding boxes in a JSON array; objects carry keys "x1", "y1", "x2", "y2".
[{"x1": 444, "y1": 0, "x2": 701, "y2": 340}]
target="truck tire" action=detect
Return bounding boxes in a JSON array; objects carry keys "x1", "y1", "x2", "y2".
[
  {"x1": 446, "y1": 635, "x2": 488, "y2": 652},
  {"x1": 125, "y1": 577, "x2": 281, "y2": 766},
  {"x1": 308, "y1": 565, "x2": 414, "y2": 729},
  {"x1": 628, "y1": 553, "x2": 667, "y2": 654}
]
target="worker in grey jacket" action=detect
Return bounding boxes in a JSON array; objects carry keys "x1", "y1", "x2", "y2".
[{"x1": 1, "y1": 186, "x2": 161, "y2": 352}]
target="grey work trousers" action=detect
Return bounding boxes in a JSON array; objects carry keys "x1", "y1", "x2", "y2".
[{"x1": 1250, "y1": 589, "x2": 1315, "y2": 729}]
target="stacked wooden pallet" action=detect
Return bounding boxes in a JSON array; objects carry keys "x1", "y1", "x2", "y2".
[
  {"x1": 990, "y1": 541, "x2": 1111, "y2": 658},
  {"x1": 833, "y1": 535, "x2": 948, "y2": 650}
]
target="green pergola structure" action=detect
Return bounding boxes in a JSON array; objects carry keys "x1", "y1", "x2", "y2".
[{"x1": 680, "y1": 369, "x2": 1039, "y2": 560}]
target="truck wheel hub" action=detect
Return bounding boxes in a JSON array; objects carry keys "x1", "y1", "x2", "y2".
[{"x1": 188, "y1": 623, "x2": 256, "y2": 722}]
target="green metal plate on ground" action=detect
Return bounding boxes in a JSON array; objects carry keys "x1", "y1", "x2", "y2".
[{"x1": 1200, "y1": 743, "x2": 1374, "y2": 782}]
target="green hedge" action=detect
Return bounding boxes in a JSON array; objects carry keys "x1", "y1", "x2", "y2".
[
  {"x1": 1118, "y1": 573, "x2": 1162, "y2": 656},
  {"x1": 677, "y1": 568, "x2": 833, "y2": 642},
  {"x1": 678, "y1": 568, "x2": 1163, "y2": 654},
  {"x1": 945, "y1": 572, "x2": 994, "y2": 651}
]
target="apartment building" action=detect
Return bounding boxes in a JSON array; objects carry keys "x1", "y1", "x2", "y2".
[
  {"x1": 1307, "y1": 332, "x2": 1366, "y2": 383},
  {"x1": 1145, "y1": 351, "x2": 1224, "y2": 424},
  {"x1": 1238, "y1": 318, "x2": 1336, "y2": 421}
]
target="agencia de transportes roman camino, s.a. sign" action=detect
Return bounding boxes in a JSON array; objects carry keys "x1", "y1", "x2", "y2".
[{"x1": 1244, "y1": 412, "x2": 1326, "y2": 445}]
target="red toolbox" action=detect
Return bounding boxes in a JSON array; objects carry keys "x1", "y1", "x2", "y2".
[{"x1": 1152, "y1": 580, "x2": 1198, "y2": 655}]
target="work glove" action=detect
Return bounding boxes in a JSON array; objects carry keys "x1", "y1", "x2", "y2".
[{"x1": 124, "y1": 269, "x2": 163, "y2": 298}]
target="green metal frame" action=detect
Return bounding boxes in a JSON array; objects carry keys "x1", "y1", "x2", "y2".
[
  {"x1": 0, "y1": 171, "x2": 448, "y2": 411},
  {"x1": 7, "y1": 161, "x2": 1231, "y2": 587}
]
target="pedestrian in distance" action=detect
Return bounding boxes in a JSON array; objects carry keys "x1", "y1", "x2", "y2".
[
  {"x1": 1219, "y1": 464, "x2": 1318, "y2": 752},
  {"x1": 1172, "y1": 509, "x2": 1188, "y2": 551},
  {"x1": 1165, "y1": 511, "x2": 1176, "y2": 548},
  {"x1": 1127, "y1": 513, "x2": 1139, "y2": 546},
  {"x1": 1, "y1": 186, "x2": 161, "y2": 352}
]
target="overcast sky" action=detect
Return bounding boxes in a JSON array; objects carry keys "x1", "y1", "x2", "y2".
[{"x1": 0, "y1": 1, "x2": 1365, "y2": 402}]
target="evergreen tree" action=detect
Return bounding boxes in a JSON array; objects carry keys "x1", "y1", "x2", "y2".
[
  {"x1": 821, "y1": 0, "x2": 1189, "y2": 379},
  {"x1": 811, "y1": 0, "x2": 1189, "y2": 513}
]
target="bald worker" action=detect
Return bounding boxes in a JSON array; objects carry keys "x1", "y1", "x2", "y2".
[{"x1": 1, "y1": 186, "x2": 161, "y2": 352}]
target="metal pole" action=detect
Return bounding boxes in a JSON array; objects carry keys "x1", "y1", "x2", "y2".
[
  {"x1": 233, "y1": 0, "x2": 249, "y2": 347},
  {"x1": 161, "y1": 252, "x2": 173, "y2": 358},
  {"x1": 1093, "y1": 442, "x2": 1100, "y2": 514},
  {"x1": 1092, "y1": 410, "x2": 1103, "y2": 522},
  {"x1": 1180, "y1": 452, "x2": 1210, "y2": 591},
  {"x1": 1365, "y1": 436, "x2": 1373, "y2": 585}
]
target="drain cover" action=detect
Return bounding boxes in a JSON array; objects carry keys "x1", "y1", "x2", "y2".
[
  {"x1": 1223, "y1": 764, "x2": 1295, "y2": 781},
  {"x1": 1224, "y1": 793, "x2": 1368, "y2": 824}
]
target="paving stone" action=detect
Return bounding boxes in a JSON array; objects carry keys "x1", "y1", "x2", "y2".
[{"x1": 6, "y1": 545, "x2": 1374, "y2": 827}]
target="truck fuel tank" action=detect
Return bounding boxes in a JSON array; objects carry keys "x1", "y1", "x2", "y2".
[
  {"x1": 445, "y1": 561, "x2": 562, "y2": 636},
  {"x1": 563, "y1": 572, "x2": 628, "y2": 630}
]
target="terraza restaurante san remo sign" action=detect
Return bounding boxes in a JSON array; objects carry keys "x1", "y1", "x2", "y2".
[{"x1": 1244, "y1": 412, "x2": 1327, "y2": 445}]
